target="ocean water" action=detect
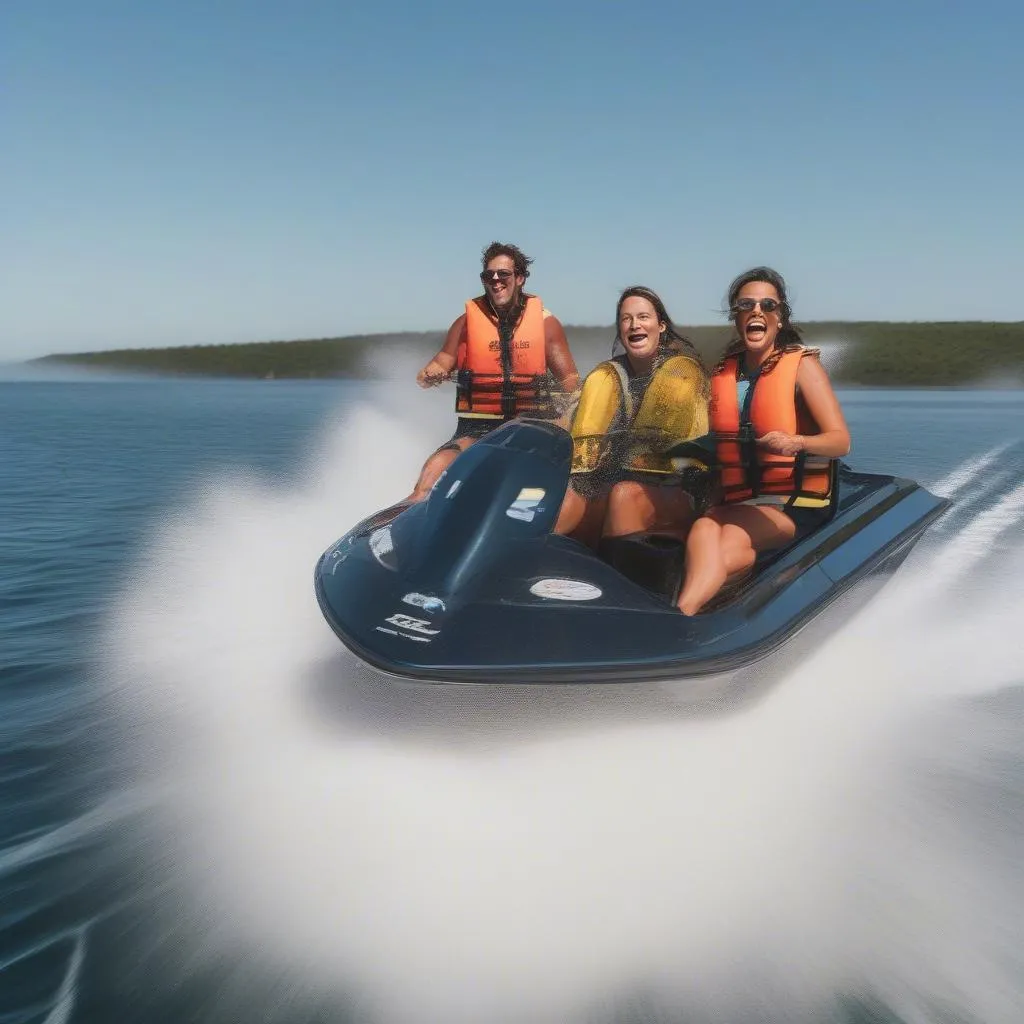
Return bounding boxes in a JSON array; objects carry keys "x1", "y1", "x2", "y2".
[{"x1": 1, "y1": 377, "x2": 1023, "y2": 1024}]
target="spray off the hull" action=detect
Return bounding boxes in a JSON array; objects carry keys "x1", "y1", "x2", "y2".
[{"x1": 101, "y1": 391, "x2": 1024, "y2": 1024}]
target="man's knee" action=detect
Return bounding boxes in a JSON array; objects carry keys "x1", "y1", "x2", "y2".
[
  {"x1": 411, "y1": 451, "x2": 452, "y2": 500},
  {"x1": 411, "y1": 440, "x2": 475, "y2": 501}
]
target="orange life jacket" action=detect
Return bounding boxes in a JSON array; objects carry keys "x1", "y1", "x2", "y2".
[
  {"x1": 709, "y1": 348, "x2": 833, "y2": 507},
  {"x1": 455, "y1": 295, "x2": 548, "y2": 419}
]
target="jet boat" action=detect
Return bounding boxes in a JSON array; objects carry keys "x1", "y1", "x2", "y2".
[{"x1": 314, "y1": 419, "x2": 947, "y2": 683}]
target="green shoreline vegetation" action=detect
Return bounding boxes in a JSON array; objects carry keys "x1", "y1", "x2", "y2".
[{"x1": 30, "y1": 321, "x2": 1024, "y2": 388}]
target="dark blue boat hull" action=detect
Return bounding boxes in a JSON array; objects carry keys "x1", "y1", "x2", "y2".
[{"x1": 314, "y1": 421, "x2": 947, "y2": 683}]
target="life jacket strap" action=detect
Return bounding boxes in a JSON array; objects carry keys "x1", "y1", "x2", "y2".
[
  {"x1": 455, "y1": 370, "x2": 555, "y2": 419},
  {"x1": 714, "y1": 430, "x2": 834, "y2": 505}
]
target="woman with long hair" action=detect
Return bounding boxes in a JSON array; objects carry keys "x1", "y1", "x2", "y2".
[
  {"x1": 555, "y1": 286, "x2": 710, "y2": 546},
  {"x1": 676, "y1": 267, "x2": 851, "y2": 615}
]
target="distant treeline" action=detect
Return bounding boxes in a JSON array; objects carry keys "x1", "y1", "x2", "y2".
[{"x1": 32, "y1": 321, "x2": 1024, "y2": 387}]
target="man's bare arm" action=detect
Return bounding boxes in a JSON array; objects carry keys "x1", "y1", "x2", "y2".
[
  {"x1": 416, "y1": 314, "x2": 466, "y2": 388},
  {"x1": 544, "y1": 315, "x2": 580, "y2": 393}
]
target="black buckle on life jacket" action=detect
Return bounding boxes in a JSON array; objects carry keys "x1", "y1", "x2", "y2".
[
  {"x1": 455, "y1": 368, "x2": 475, "y2": 411},
  {"x1": 736, "y1": 422, "x2": 761, "y2": 495}
]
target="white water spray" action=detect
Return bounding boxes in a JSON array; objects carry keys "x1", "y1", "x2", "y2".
[{"x1": 101, "y1": 388, "x2": 1024, "y2": 1024}]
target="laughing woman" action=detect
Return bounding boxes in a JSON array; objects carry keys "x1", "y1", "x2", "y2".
[
  {"x1": 555, "y1": 286, "x2": 710, "y2": 546},
  {"x1": 676, "y1": 267, "x2": 851, "y2": 616}
]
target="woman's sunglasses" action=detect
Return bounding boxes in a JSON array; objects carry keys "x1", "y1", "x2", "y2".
[
  {"x1": 480, "y1": 269, "x2": 516, "y2": 283},
  {"x1": 733, "y1": 297, "x2": 782, "y2": 313}
]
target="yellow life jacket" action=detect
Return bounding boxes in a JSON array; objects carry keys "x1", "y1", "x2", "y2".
[{"x1": 571, "y1": 353, "x2": 709, "y2": 475}]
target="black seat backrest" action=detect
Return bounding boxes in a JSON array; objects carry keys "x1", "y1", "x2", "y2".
[{"x1": 597, "y1": 533, "x2": 686, "y2": 604}]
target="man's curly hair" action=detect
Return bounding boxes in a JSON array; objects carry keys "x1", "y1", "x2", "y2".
[{"x1": 481, "y1": 241, "x2": 533, "y2": 279}]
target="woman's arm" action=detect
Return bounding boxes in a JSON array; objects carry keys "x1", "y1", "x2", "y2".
[{"x1": 757, "y1": 355, "x2": 851, "y2": 457}]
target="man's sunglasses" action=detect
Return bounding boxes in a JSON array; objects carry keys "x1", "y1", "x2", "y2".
[
  {"x1": 733, "y1": 297, "x2": 782, "y2": 313},
  {"x1": 480, "y1": 269, "x2": 516, "y2": 283}
]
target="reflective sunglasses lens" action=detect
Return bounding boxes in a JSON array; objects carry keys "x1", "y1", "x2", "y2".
[{"x1": 735, "y1": 298, "x2": 780, "y2": 313}]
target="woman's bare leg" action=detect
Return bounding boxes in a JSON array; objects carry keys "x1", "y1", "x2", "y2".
[
  {"x1": 554, "y1": 486, "x2": 587, "y2": 535},
  {"x1": 677, "y1": 505, "x2": 797, "y2": 615},
  {"x1": 676, "y1": 517, "x2": 726, "y2": 615},
  {"x1": 554, "y1": 486, "x2": 609, "y2": 549},
  {"x1": 604, "y1": 480, "x2": 696, "y2": 539}
]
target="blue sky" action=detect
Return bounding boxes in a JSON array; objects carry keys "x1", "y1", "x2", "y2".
[{"x1": 3, "y1": 0, "x2": 1022, "y2": 359}]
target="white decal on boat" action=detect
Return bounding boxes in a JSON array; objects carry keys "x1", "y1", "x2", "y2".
[
  {"x1": 368, "y1": 526, "x2": 393, "y2": 561},
  {"x1": 384, "y1": 613, "x2": 440, "y2": 635},
  {"x1": 327, "y1": 543, "x2": 351, "y2": 574},
  {"x1": 402, "y1": 592, "x2": 446, "y2": 614},
  {"x1": 375, "y1": 625, "x2": 432, "y2": 643},
  {"x1": 506, "y1": 486, "x2": 546, "y2": 523},
  {"x1": 529, "y1": 578, "x2": 602, "y2": 601},
  {"x1": 445, "y1": 479, "x2": 463, "y2": 499}
]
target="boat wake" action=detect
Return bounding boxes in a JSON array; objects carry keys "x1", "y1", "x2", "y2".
[{"x1": 98, "y1": 392, "x2": 1024, "y2": 1024}]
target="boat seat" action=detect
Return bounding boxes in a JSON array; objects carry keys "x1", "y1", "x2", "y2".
[
  {"x1": 590, "y1": 465, "x2": 846, "y2": 610},
  {"x1": 598, "y1": 529, "x2": 800, "y2": 611},
  {"x1": 597, "y1": 533, "x2": 686, "y2": 604}
]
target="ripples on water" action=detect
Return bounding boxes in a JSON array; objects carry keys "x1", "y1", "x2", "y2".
[{"x1": 1, "y1": 379, "x2": 1022, "y2": 1023}]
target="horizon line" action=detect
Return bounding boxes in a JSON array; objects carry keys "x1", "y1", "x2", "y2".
[{"x1": 23, "y1": 317, "x2": 1024, "y2": 361}]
